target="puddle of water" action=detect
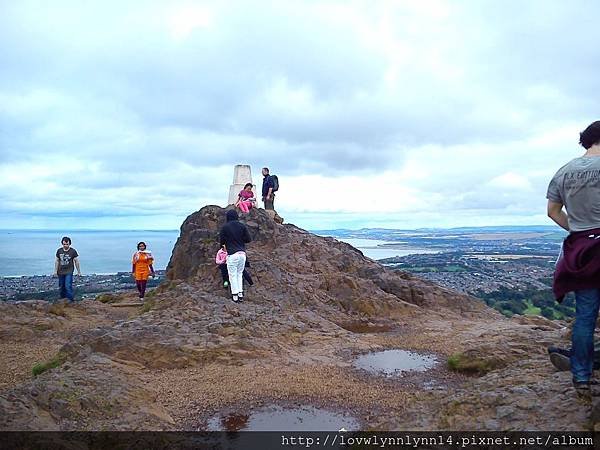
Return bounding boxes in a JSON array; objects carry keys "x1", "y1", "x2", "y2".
[
  {"x1": 354, "y1": 349, "x2": 437, "y2": 376},
  {"x1": 207, "y1": 406, "x2": 360, "y2": 431}
]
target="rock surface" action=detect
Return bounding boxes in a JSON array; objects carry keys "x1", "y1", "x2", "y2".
[{"x1": 0, "y1": 206, "x2": 597, "y2": 430}]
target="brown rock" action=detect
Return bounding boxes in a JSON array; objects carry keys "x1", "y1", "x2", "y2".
[{"x1": 0, "y1": 206, "x2": 588, "y2": 431}]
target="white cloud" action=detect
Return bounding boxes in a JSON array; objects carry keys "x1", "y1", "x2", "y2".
[
  {"x1": 0, "y1": 0, "x2": 598, "y2": 229},
  {"x1": 487, "y1": 173, "x2": 533, "y2": 191},
  {"x1": 167, "y1": 4, "x2": 214, "y2": 40}
]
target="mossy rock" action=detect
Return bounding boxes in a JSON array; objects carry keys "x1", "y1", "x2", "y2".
[
  {"x1": 447, "y1": 352, "x2": 502, "y2": 375},
  {"x1": 32, "y1": 352, "x2": 67, "y2": 377},
  {"x1": 96, "y1": 293, "x2": 120, "y2": 304}
]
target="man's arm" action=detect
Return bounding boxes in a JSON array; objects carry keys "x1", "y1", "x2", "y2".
[
  {"x1": 73, "y1": 257, "x2": 81, "y2": 275},
  {"x1": 547, "y1": 200, "x2": 569, "y2": 231},
  {"x1": 54, "y1": 257, "x2": 59, "y2": 276},
  {"x1": 266, "y1": 177, "x2": 274, "y2": 200}
]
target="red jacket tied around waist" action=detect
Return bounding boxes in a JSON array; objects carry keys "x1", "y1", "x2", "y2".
[{"x1": 553, "y1": 227, "x2": 600, "y2": 302}]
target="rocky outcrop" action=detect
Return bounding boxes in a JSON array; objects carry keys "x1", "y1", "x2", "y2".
[
  {"x1": 0, "y1": 354, "x2": 174, "y2": 430},
  {"x1": 167, "y1": 205, "x2": 488, "y2": 317},
  {"x1": 0, "y1": 206, "x2": 594, "y2": 431}
]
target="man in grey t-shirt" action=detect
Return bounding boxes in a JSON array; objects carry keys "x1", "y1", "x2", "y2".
[
  {"x1": 546, "y1": 120, "x2": 600, "y2": 398},
  {"x1": 54, "y1": 236, "x2": 81, "y2": 302},
  {"x1": 547, "y1": 159, "x2": 600, "y2": 232}
]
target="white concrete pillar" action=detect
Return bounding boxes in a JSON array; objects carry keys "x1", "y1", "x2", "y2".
[{"x1": 227, "y1": 164, "x2": 258, "y2": 205}]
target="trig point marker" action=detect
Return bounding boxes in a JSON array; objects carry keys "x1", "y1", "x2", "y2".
[{"x1": 228, "y1": 164, "x2": 256, "y2": 205}]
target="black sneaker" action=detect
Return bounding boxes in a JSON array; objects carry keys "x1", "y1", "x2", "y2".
[
  {"x1": 547, "y1": 346, "x2": 570, "y2": 357},
  {"x1": 238, "y1": 292, "x2": 244, "y2": 301},
  {"x1": 231, "y1": 294, "x2": 240, "y2": 303},
  {"x1": 550, "y1": 352, "x2": 571, "y2": 372}
]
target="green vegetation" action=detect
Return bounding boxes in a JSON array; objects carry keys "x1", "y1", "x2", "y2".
[
  {"x1": 522, "y1": 300, "x2": 541, "y2": 316},
  {"x1": 32, "y1": 353, "x2": 67, "y2": 377},
  {"x1": 447, "y1": 352, "x2": 501, "y2": 375},
  {"x1": 475, "y1": 286, "x2": 575, "y2": 320},
  {"x1": 404, "y1": 264, "x2": 468, "y2": 273}
]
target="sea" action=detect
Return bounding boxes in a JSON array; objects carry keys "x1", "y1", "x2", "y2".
[{"x1": 0, "y1": 230, "x2": 434, "y2": 277}]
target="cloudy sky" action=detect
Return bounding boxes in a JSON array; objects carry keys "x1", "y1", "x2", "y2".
[{"x1": 1, "y1": 0, "x2": 598, "y2": 231}]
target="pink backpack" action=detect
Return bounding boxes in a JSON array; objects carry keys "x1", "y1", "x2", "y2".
[{"x1": 215, "y1": 248, "x2": 227, "y2": 265}]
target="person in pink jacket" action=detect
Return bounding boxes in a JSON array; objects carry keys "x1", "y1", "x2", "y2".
[{"x1": 235, "y1": 183, "x2": 256, "y2": 214}]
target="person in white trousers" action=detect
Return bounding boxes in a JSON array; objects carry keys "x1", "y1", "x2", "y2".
[
  {"x1": 219, "y1": 209, "x2": 252, "y2": 303},
  {"x1": 226, "y1": 251, "x2": 246, "y2": 302}
]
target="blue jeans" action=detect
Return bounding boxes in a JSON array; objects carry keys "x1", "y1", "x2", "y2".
[
  {"x1": 58, "y1": 273, "x2": 74, "y2": 301},
  {"x1": 571, "y1": 288, "x2": 600, "y2": 382}
]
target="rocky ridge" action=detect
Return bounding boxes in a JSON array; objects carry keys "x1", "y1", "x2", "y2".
[{"x1": 0, "y1": 206, "x2": 595, "y2": 430}]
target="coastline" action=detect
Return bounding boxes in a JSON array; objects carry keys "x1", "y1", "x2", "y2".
[{"x1": 0, "y1": 271, "x2": 166, "y2": 302}]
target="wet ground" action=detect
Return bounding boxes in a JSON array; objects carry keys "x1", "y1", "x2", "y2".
[
  {"x1": 353, "y1": 349, "x2": 438, "y2": 377},
  {"x1": 206, "y1": 405, "x2": 360, "y2": 431}
]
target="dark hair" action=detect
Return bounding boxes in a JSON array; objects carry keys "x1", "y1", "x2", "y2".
[
  {"x1": 262, "y1": 167, "x2": 270, "y2": 174},
  {"x1": 226, "y1": 209, "x2": 239, "y2": 222},
  {"x1": 579, "y1": 121, "x2": 600, "y2": 149},
  {"x1": 137, "y1": 241, "x2": 146, "y2": 250},
  {"x1": 61, "y1": 236, "x2": 71, "y2": 244},
  {"x1": 244, "y1": 183, "x2": 253, "y2": 189}
]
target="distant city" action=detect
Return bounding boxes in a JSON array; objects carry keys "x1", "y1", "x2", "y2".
[
  {"x1": 0, "y1": 271, "x2": 165, "y2": 302},
  {"x1": 318, "y1": 226, "x2": 571, "y2": 320},
  {"x1": 1, "y1": 225, "x2": 571, "y2": 320}
]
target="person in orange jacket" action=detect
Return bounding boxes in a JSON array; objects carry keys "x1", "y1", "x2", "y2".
[{"x1": 132, "y1": 241, "x2": 155, "y2": 300}]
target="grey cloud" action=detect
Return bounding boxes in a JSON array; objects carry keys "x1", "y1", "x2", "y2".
[
  {"x1": 0, "y1": 0, "x2": 599, "y2": 228},
  {"x1": 1, "y1": 0, "x2": 563, "y2": 163}
]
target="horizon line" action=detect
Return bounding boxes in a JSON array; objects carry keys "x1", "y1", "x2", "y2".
[{"x1": 0, "y1": 224, "x2": 560, "y2": 233}]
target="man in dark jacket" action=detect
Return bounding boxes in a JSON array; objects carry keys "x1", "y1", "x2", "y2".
[
  {"x1": 547, "y1": 120, "x2": 600, "y2": 399},
  {"x1": 262, "y1": 167, "x2": 275, "y2": 210},
  {"x1": 219, "y1": 209, "x2": 251, "y2": 303}
]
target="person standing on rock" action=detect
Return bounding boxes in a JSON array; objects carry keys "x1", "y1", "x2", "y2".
[
  {"x1": 547, "y1": 120, "x2": 600, "y2": 399},
  {"x1": 219, "y1": 210, "x2": 251, "y2": 303},
  {"x1": 261, "y1": 167, "x2": 275, "y2": 210},
  {"x1": 54, "y1": 236, "x2": 81, "y2": 302},
  {"x1": 132, "y1": 241, "x2": 155, "y2": 301}
]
